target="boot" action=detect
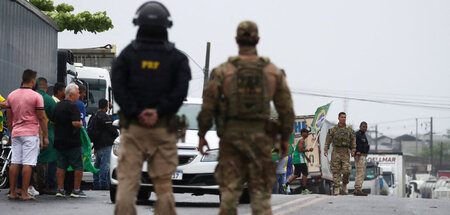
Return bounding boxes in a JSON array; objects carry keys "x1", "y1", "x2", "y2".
[
  {"x1": 342, "y1": 184, "x2": 348, "y2": 195},
  {"x1": 354, "y1": 189, "x2": 368, "y2": 196},
  {"x1": 333, "y1": 187, "x2": 340, "y2": 196}
]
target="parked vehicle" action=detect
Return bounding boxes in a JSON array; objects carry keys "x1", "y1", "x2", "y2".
[
  {"x1": 0, "y1": 130, "x2": 11, "y2": 188},
  {"x1": 367, "y1": 153, "x2": 406, "y2": 197},
  {"x1": 109, "y1": 98, "x2": 251, "y2": 203},
  {"x1": 432, "y1": 177, "x2": 450, "y2": 199},
  {"x1": 407, "y1": 180, "x2": 424, "y2": 198},
  {"x1": 288, "y1": 117, "x2": 334, "y2": 194},
  {"x1": 347, "y1": 160, "x2": 389, "y2": 195}
]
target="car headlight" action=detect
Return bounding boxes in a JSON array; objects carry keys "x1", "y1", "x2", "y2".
[
  {"x1": 201, "y1": 149, "x2": 219, "y2": 162},
  {"x1": 112, "y1": 139, "x2": 120, "y2": 156}
]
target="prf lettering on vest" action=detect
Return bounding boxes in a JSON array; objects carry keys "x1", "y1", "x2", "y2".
[{"x1": 141, "y1": 60, "x2": 160, "y2": 70}]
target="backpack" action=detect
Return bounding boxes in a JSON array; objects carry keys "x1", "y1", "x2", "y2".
[
  {"x1": 87, "y1": 112, "x2": 100, "y2": 142},
  {"x1": 226, "y1": 56, "x2": 271, "y2": 120}
]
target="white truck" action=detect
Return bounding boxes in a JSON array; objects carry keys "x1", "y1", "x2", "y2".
[
  {"x1": 66, "y1": 63, "x2": 117, "y2": 116},
  {"x1": 290, "y1": 116, "x2": 333, "y2": 194},
  {"x1": 347, "y1": 159, "x2": 389, "y2": 195},
  {"x1": 367, "y1": 153, "x2": 406, "y2": 197}
]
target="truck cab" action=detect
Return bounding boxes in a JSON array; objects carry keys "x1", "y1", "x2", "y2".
[
  {"x1": 347, "y1": 160, "x2": 389, "y2": 195},
  {"x1": 66, "y1": 63, "x2": 117, "y2": 116}
]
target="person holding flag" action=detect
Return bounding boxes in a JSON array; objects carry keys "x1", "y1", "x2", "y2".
[{"x1": 283, "y1": 128, "x2": 313, "y2": 194}]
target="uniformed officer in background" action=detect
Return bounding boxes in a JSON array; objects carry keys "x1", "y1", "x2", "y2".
[
  {"x1": 197, "y1": 20, "x2": 295, "y2": 215},
  {"x1": 324, "y1": 112, "x2": 356, "y2": 196},
  {"x1": 111, "y1": 1, "x2": 191, "y2": 214},
  {"x1": 354, "y1": 121, "x2": 369, "y2": 196}
]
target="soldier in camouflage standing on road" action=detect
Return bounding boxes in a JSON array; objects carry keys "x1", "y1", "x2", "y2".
[
  {"x1": 324, "y1": 112, "x2": 356, "y2": 196},
  {"x1": 197, "y1": 21, "x2": 295, "y2": 215}
]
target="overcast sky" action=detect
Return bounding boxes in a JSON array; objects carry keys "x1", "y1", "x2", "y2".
[{"x1": 54, "y1": 0, "x2": 450, "y2": 138}]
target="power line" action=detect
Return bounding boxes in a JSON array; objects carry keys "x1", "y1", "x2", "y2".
[
  {"x1": 293, "y1": 87, "x2": 450, "y2": 101},
  {"x1": 291, "y1": 90, "x2": 450, "y2": 110},
  {"x1": 178, "y1": 50, "x2": 204, "y2": 71}
]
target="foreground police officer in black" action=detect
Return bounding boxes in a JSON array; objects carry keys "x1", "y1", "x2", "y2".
[{"x1": 112, "y1": 1, "x2": 191, "y2": 214}]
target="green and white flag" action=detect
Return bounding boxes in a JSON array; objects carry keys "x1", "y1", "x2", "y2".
[{"x1": 310, "y1": 103, "x2": 331, "y2": 134}]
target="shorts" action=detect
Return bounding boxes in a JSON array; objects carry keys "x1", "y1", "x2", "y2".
[
  {"x1": 294, "y1": 163, "x2": 308, "y2": 176},
  {"x1": 56, "y1": 147, "x2": 84, "y2": 171},
  {"x1": 11, "y1": 134, "x2": 40, "y2": 166}
]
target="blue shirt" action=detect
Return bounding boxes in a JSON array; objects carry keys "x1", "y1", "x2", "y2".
[{"x1": 76, "y1": 100, "x2": 87, "y2": 129}]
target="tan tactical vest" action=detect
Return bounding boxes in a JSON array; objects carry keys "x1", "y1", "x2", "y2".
[{"x1": 225, "y1": 56, "x2": 271, "y2": 120}]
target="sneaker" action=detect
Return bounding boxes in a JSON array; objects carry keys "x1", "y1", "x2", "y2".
[
  {"x1": 56, "y1": 189, "x2": 65, "y2": 197},
  {"x1": 301, "y1": 188, "x2": 312, "y2": 195},
  {"x1": 70, "y1": 189, "x2": 87, "y2": 198},
  {"x1": 281, "y1": 184, "x2": 287, "y2": 194},
  {"x1": 28, "y1": 186, "x2": 39, "y2": 196}
]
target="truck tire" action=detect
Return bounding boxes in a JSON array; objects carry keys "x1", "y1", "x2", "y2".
[
  {"x1": 137, "y1": 190, "x2": 151, "y2": 201},
  {"x1": 239, "y1": 189, "x2": 250, "y2": 204},
  {"x1": 110, "y1": 185, "x2": 117, "y2": 203},
  {"x1": 322, "y1": 180, "x2": 331, "y2": 195}
]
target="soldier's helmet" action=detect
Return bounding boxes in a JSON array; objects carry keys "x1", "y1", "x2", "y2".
[
  {"x1": 133, "y1": 1, "x2": 173, "y2": 28},
  {"x1": 236, "y1": 20, "x2": 259, "y2": 45}
]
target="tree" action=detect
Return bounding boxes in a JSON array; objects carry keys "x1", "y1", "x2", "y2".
[{"x1": 29, "y1": 0, "x2": 113, "y2": 34}]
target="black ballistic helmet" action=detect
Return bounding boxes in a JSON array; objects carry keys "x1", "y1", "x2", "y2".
[{"x1": 133, "y1": 1, "x2": 173, "y2": 28}]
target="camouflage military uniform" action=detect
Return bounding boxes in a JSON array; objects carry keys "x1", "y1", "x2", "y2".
[
  {"x1": 197, "y1": 21, "x2": 295, "y2": 215},
  {"x1": 325, "y1": 124, "x2": 356, "y2": 192}
]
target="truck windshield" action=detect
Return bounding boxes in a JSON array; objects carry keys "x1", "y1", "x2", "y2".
[
  {"x1": 81, "y1": 78, "x2": 107, "y2": 115},
  {"x1": 382, "y1": 172, "x2": 394, "y2": 187},
  {"x1": 177, "y1": 103, "x2": 216, "y2": 130},
  {"x1": 350, "y1": 166, "x2": 377, "y2": 180}
]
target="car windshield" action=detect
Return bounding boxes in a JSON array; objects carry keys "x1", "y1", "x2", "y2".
[
  {"x1": 350, "y1": 166, "x2": 377, "y2": 180},
  {"x1": 81, "y1": 78, "x2": 107, "y2": 115},
  {"x1": 177, "y1": 103, "x2": 216, "y2": 130}
]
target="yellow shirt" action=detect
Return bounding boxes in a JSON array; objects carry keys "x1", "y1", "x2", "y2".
[{"x1": 0, "y1": 94, "x2": 5, "y2": 132}]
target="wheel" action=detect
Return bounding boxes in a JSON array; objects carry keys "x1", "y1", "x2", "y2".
[
  {"x1": 109, "y1": 185, "x2": 116, "y2": 203},
  {"x1": 323, "y1": 180, "x2": 331, "y2": 195},
  {"x1": 239, "y1": 189, "x2": 250, "y2": 204},
  {"x1": 0, "y1": 165, "x2": 9, "y2": 189},
  {"x1": 137, "y1": 190, "x2": 151, "y2": 201}
]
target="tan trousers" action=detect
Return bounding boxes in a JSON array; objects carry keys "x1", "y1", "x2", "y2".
[
  {"x1": 354, "y1": 154, "x2": 367, "y2": 191},
  {"x1": 114, "y1": 124, "x2": 178, "y2": 215}
]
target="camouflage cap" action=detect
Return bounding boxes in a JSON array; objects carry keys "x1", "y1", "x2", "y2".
[{"x1": 236, "y1": 20, "x2": 258, "y2": 42}]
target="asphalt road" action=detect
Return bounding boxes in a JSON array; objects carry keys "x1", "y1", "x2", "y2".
[{"x1": 1, "y1": 189, "x2": 449, "y2": 215}]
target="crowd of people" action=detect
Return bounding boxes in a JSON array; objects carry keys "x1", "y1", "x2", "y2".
[
  {"x1": 1, "y1": 70, "x2": 118, "y2": 200},
  {"x1": 1, "y1": 1, "x2": 372, "y2": 214}
]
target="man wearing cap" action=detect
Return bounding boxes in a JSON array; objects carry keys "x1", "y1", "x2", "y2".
[
  {"x1": 283, "y1": 128, "x2": 313, "y2": 194},
  {"x1": 198, "y1": 20, "x2": 294, "y2": 215}
]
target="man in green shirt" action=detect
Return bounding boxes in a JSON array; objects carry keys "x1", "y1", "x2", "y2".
[{"x1": 36, "y1": 78, "x2": 57, "y2": 193}]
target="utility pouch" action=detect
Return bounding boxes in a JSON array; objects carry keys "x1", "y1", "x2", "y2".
[{"x1": 167, "y1": 114, "x2": 180, "y2": 133}]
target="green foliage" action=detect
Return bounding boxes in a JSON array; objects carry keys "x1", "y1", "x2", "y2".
[
  {"x1": 29, "y1": 0, "x2": 54, "y2": 11},
  {"x1": 418, "y1": 142, "x2": 450, "y2": 161},
  {"x1": 29, "y1": 0, "x2": 113, "y2": 34}
]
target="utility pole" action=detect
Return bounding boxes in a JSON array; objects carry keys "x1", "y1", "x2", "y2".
[
  {"x1": 430, "y1": 117, "x2": 433, "y2": 173},
  {"x1": 203, "y1": 42, "x2": 211, "y2": 90},
  {"x1": 416, "y1": 118, "x2": 418, "y2": 154},
  {"x1": 375, "y1": 125, "x2": 378, "y2": 152},
  {"x1": 440, "y1": 142, "x2": 443, "y2": 170}
]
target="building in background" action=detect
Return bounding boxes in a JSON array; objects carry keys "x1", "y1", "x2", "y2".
[{"x1": 0, "y1": 0, "x2": 59, "y2": 95}]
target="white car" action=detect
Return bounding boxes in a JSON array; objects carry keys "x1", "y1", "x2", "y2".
[{"x1": 109, "y1": 98, "x2": 253, "y2": 202}]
